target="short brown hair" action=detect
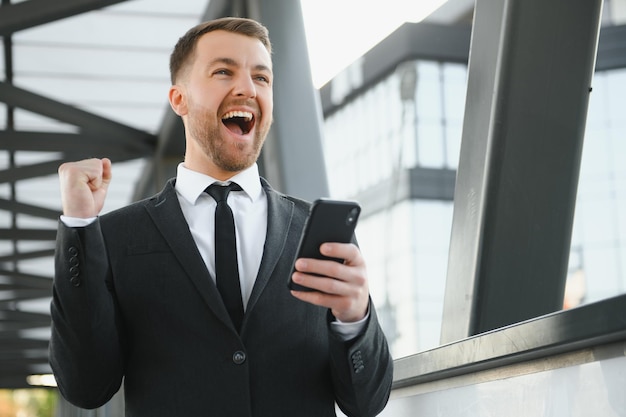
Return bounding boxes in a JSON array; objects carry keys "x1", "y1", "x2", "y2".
[{"x1": 169, "y1": 17, "x2": 272, "y2": 84}]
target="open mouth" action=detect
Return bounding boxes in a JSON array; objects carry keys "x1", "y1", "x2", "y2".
[{"x1": 222, "y1": 110, "x2": 255, "y2": 135}]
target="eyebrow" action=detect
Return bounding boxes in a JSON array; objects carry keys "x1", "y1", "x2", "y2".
[{"x1": 208, "y1": 57, "x2": 272, "y2": 74}]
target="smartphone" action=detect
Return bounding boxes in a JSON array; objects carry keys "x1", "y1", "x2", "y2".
[{"x1": 288, "y1": 198, "x2": 361, "y2": 291}]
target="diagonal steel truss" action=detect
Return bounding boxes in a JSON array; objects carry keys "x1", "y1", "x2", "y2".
[{"x1": 0, "y1": 0, "x2": 156, "y2": 389}]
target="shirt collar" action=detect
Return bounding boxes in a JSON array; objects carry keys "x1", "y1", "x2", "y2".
[{"x1": 175, "y1": 163, "x2": 263, "y2": 205}]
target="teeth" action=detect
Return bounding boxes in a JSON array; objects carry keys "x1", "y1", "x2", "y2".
[{"x1": 222, "y1": 111, "x2": 253, "y2": 121}]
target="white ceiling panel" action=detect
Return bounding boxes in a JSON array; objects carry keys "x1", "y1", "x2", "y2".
[
  {"x1": 14, "y1": 12, "x2": 198, "y2": 50},
  {"x1": 67, "y1": 105, "x2": 171, "y2": 132},
  {"x1": 107, "y1": 0, "x2": 210, "y2": 15},
  {"x1": 13, "y1": 44, "x2": 170, "y2": 80},
  {"x1": 13, "y1": 108, "x2": 79, "y2": 132},
  {"x1": 15, "y1": 77, "x2": 166, "y2": 105}
]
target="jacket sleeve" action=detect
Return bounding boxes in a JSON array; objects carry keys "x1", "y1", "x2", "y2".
[
  {"x1": 328, "y1": 300, "x2": 394, "y2": 417},
  {"x1": 49, "y1": 220, "x2": 125, "y2": 409}
]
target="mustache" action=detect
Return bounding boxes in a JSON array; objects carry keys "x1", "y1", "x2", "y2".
[{"x1": 220, "y1": 99, "x2": 260, "y2": 113}]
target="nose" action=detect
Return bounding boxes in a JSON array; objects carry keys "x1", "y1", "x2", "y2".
[{"x1": 232, "y1": 73, "x2": 256, "y2": 98}]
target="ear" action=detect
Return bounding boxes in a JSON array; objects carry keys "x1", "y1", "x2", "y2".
[{"x1": 168, "y1": 84, "x2": 188, "y2": 116}]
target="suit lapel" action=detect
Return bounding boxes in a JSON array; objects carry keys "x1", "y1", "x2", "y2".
[
  {"x1": 245, "y1": 180, "x2": 295, "y2": 314},
  {"x1": 144, "y1": 180, "x2": 233, "y2": 329}
]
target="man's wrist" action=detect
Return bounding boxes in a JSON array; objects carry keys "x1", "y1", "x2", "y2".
[
  {"x1": 330, "y1": 306, "x2": 370, "y2": 341},
  {"x1": 60, "y1": 215, "x2": 97, "y2": 227}
]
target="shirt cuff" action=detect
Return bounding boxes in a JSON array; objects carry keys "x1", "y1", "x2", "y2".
[
  {"x1": 60, "y1": 215, "x2": 98, "y2": 227},
  {"x1": 330, "y1": 307, "x2": 370, "y2": 341}
]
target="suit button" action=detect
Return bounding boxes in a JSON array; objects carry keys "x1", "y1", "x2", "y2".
[
  {"x1": 69, "y1": 266, "x2": 80, "y2": 277},
  {"x1": 70, "y1": 277, "x2": 81, "y2": 287},
  {"x1": 232, "y1": 351, "x2": 246, "y2": 365},
  {"x1": 69, "y1": 256, "x2": 79, "y2": 267},
  {"x1": 68, "y1": 246, "x2": 78, "y2": 256},
  {"x1": 351, "y1": 350, "x2": 364, "y2": 373}
]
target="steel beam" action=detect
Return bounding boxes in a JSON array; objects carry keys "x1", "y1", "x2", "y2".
[
  {"x1": 0, "y1": 198, "x2": 61, "y2": 220},
  {"x1": 0, "y1": 288, "x2": 51, "y2": 302},
  {"x1": 0, "y1": 0, "x2": 130, "y2": 36},
  {"x1": 319, "y1": 22, "x2": 472, "y2": 117},
  {"x1": 0, "y1": 160, "x2": 67, "y2": 184},
  {"x1": 0, "y1": 82, "x2": 155, "y2": 142},
  {"x1": 397, "y1": 293, "x2": 626, "y2": 388},
  {"x1": 0, "y1": 228, "x2": 57, "y2": 241},
  {"x1": 0, "y1": 131, "x2": 153, "y2": 154},
  {"x1": 0, "y1": 269, "x2": 53, "y2": 289},
  {"x1": 597, "y1": 24, "x2": 626, "y2": 70},
  {"x1": 254, "y1": 0, "x2": 329, "y2": 200},
  {"x1": 441, "y1": 0, "x2": 604, "y2": 342},
  {"x1": 352, "y1": 167, "x2": 457, "y2": 217},
  {"x1": 0, "y1": 249, "x2": 55, "y2": 263}
]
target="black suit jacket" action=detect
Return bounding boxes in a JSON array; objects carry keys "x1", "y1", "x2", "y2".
[{"x1": 50, "y1": 178, "x2": 393, "y2": 417}]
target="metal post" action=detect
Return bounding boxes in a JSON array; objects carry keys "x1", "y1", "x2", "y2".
[
  {"x1": 441, "y1": 0, "x2": 604, "y2": 342},
  {"x1": 252, "y1": 0, "x2": 330, "y2": 200}
]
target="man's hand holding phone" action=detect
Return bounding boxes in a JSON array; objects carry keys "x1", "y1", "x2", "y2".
[
  {"x1": 291, "y1": 242, "x2": 370, "y2": 323},
  {"x1": 289, "y1": 199, "x2": 369, "y2": 323}
]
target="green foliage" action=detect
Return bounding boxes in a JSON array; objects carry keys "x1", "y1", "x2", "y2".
[{"x1": 0, "y1": 389, "x2": 58, "y2": 417}]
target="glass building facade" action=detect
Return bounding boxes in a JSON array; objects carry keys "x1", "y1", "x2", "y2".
[{"x1": 322, "y1": 59, "x2": 626, "y2": 359}]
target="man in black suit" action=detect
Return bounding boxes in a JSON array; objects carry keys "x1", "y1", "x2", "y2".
[{"x1": 50, "y1": 17, "x2": 393, "y2": 416}]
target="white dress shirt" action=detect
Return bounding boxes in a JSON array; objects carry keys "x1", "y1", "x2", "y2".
[{"x1": 175, "y1": 163, "x2": 266, "y2": 309}]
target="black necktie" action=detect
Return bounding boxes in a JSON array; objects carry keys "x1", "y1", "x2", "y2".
[{"x1": 206, "y1": 182, "x2": 244, "y2": 330}]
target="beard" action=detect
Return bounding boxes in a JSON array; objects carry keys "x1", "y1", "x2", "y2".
[{"x1": 186, "y1": 104, "x2": 269, "y2": 173}]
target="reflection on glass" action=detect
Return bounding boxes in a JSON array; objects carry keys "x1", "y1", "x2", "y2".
[
  {"x1": 322, "y1": 60, "x2": 626, "y2": 358},
  {"x1": 571, "y1": 68, "x2": 626, "y2": 307}
]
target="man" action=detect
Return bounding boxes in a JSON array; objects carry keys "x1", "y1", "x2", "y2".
[{"x1": 50, "y1": 17, "x2": 393, "y2": 417}]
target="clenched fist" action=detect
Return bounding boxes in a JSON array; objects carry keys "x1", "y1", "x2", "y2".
[{"x1": 58, "y1": 158, "x2": 112, "y2": 218}]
